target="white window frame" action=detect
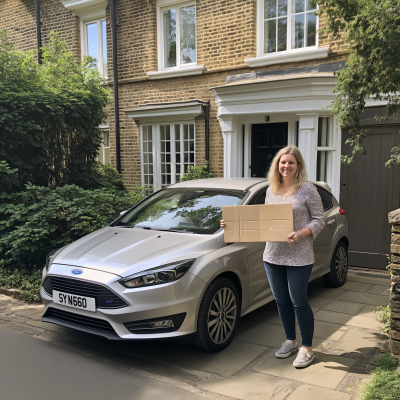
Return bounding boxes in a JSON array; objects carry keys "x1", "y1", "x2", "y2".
[
  {"x1": 245, "y1": 0, "x2": 328, "y2": 67},
  {"x1": 140, "y1": 121, "x2": 196, "y2": 191},
  {"x1": 97, "y1": 127, "x2": 110, "y2": 164},
  {"x1": 157, "y1": 0, "x2": 197, "y2": 72},
  {"x1": 82, "y1": 18, "x2": 107, "y2": 78}
]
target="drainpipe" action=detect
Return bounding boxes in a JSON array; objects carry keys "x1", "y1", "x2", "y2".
[
  {"x1": 202, "y1": 102, "x2": 210, "y2": 165},
  {"x1": 35, "y1": 0, "x2": 42, "y2": 64},
  {"x1": 110, "y1": 0, "x2": 121, "y2": 173}
]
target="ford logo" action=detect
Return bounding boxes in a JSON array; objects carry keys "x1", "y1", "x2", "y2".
[{"x1": 71, "y1": 269, "x2": 83, "y2": 275}]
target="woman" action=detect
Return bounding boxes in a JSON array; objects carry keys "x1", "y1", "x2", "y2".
[{"x1": 221, "y1": 146, "x2": 325, "y2": 368}]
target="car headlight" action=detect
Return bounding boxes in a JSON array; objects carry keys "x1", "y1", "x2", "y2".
[
  {"x1": 45, "y1": 248, "x2": 62, "y2": 271},
  {"x1": 119, "y1": 259, "x2": 196, "y2": 289}
]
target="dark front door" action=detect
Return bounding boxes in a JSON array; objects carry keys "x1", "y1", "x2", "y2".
[
  {"x1": 340, "y1": 107, "x2": 400, "y2": 269},
  {"x1": 251, "y1": 123, "x2": 288, "y2": 177}
]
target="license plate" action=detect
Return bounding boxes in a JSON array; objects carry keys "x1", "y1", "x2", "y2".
[{"x1": 53, "y1": 290, "x2": 96, "y2": 312}]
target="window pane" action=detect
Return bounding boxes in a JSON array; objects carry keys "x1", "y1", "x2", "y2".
[
  {"x1": 318, "y1": 117, "x2": 329, "y2": 147},
  {"x1": 163, "y1": 9, "x2": 177, "y2": 67},
  {"x1": 292, "y1": 0, "x2": 305, "y2": 13},
  {"x1": 291, "y1": 14, "x2": 304, "y2": 48},
  {"x1": 306, "y1": 12, "x2": 316, "y2": 47},
  {"x1": 264, "y1": 19, "x2": 276, "y2": 53},
  {"x1": 265, "y1": 0, "x2": 276, "y2": 19},
  {"x1": 102, "y1": 20, "x2": 107, "y2": 77},
  {"x1": 306, "y1": 0, "x2": 317, "y2": 11},
  {"x1": 277, "y1": 18, "x2": 287, "y2": 51},
  {"x1": 278, "y1": 0, "x2": 287, "y2": 16},
  {"x1": 103, "y1": 131, "x2": 109, "y2": 147},
  {"x1": 86, "y1": 23, "x2": 98, "y2": 65},
  {"x1": 180, "y1": 5, "x2": 196, "y2": 64},
  {"x1": 316, "y1": 151, "x2": 328, "y2": 182}
]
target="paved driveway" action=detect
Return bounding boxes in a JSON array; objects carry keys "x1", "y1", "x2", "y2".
[{"x1": 0, "y1": 269, "x2": 390, "y2": 400}]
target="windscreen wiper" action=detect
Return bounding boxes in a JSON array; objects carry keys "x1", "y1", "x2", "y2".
[{"x1": 133, "y1": 225, "x2": 195, "y2": 234}]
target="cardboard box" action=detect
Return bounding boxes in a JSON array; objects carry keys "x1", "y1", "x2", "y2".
[{"x1": 222, "y1": 204, "x2": 293, "y2": 243}]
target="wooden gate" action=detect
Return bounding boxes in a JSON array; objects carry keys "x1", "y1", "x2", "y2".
[{"x1": 340, "y1": 106, "x2": 400, "y2": 269}]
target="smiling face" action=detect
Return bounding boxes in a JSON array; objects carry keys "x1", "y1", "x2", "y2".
[{"x1": 279, "y1": 153, "x2": 299, "y2": 180}]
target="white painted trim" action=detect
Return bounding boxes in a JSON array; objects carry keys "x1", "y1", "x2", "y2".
[
  {"x1": 147, "y1": 65, "x2": 204, "y2": 79},
  {"x1": 61, "y1": 0, "x2": 108, "y2": 19},
  {"x1": 157, "y1": 0, "x2": 191, "y2": 6},
  {"x1": 245, "y1": 46, "x2": 329, "y2": 67}
]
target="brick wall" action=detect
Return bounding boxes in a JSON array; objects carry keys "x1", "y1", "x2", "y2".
[
  {"x1": 389, "y1": 209, "x2": 400, "y2": 358},
  {"x1": 0, "y1": 0, "x2": 80, "y2": 60}
]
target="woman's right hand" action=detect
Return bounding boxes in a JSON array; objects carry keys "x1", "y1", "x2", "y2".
[{"x1": 220, "y1": 219, "x2": 226, "y2": 228}]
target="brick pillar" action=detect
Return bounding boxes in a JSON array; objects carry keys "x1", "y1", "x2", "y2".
[{"x1": 389, "y1": 208, "x2": 400, "y2": 358}]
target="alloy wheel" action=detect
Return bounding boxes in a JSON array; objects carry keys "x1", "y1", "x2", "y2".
[
  {"x1": 207, "y1": 287, "x2": 237, "y2": 344},
  {"x1": 335, "y1": 246, "x2": 348, "y2": 282}
]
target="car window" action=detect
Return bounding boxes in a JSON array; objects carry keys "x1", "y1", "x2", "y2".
[
  {"x1": 116, "y1": 188, "x2": 246, "y2": 234},
  {"x1": 249, "y1": 187, "x2": 268, "y2": 205},
  {"x1": 314, "y1": 185, "x2": 333, "y2": 211}
]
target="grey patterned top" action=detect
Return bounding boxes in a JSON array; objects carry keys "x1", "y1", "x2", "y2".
[{"x1": 263, "y1": 182, "x2": 325, "y2": 266}]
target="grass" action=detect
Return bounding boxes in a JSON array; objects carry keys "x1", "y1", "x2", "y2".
[
  {"x1": 0, "y1": 267, "x2": 42, "y2": 302},
  {"x1": 375, "y1": 305, "x2": 391, "y2": 334},
  {"x1": 359, "y1": 351, "x2": 400, "y2": 400}
]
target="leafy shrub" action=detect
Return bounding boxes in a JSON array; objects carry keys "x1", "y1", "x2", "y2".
[
  {"x1": 92, "y1": 163, "x2": 126, "y2": 192},
  {"x1": 179, "y1": 162, "x2": 213, "y2": 182},
  {"x1": 0, "y1": 31, "x2": 111, "y2": 192},
  {"x1": 0, "y1": 183, "x2": 148, "y2": 270},
  {"x1": 0, "y1": 268, "x2": 42, "y2": 302}
]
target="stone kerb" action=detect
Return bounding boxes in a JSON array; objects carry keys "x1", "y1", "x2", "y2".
[{"x1": 388, "y1": 208, "x2": 400, "y2": 357}]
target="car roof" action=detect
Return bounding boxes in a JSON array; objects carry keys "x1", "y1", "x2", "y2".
[
  {"x1": 171, "y1": 177, "x2": 267, "y2": 191},
  {"x1": 170, "y1": 178, "x2": 332, "y2": 193}
]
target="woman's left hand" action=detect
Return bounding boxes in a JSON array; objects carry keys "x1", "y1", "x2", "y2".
[{"x1": 288, "y1": 231, "x2": 300, "y2": 243}]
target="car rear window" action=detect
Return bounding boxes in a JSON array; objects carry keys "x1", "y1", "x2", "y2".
[
  {"x1": 314, "y1": 185, "x2": 333, "y2": 211},
  {"x1": 115, "y1": 188, "x2": 246, "y2": 234}
]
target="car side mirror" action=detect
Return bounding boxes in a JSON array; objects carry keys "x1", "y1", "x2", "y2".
[{"x1": 120, "y1": 210, "x2": 128, "y2": 216}]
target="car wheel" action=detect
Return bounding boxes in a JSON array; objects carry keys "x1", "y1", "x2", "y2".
[
  {"x1": 323, "y1": 240, "x2": 348, "y2": 288},
  {"x1": 194, "y1": 277, "x2": 240, "y2": 352}
]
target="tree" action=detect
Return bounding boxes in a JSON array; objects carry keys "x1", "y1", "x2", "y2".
[
  {"x1": 0, "y1": 31, "x2": 112, "y2": 191},
  {"x1": 317, "y1": 0, "x2": 400, "y2": 167}
]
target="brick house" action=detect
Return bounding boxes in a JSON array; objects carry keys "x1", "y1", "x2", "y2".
[{"x1": 1, "y1": 0, "x2": 400, "y2": 269}]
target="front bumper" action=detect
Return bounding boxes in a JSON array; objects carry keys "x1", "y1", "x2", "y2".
[{"x1": 41, "y1": 264, "x2": 206, "y2": 340}]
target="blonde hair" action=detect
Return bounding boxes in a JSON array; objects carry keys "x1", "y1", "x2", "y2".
[{"x1": 267, "y1": 146, "x2": 307, "y2": 195}]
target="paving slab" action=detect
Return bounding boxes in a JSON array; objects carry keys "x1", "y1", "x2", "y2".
[
  {"x1": 368, "y1": 284, "x2": 391, "y2": 296},
  {"x1": 322, "y1": 300, "x2": 365, "y2": 315},
  {"x1": 297, "y1": 320, "x2": 348, "y2": 341},
  {"x1": 346, "y1": 271, "x2": 391, "y2": 286},
  {"x1": 287, "y1": 385, "x2": 351, "y2": 400},
  {"x1": 198, "y1": 371, "x2": 295, "y2": 400},
  {"x1": 339, "y1": 281, "x2": 373, "y2": 293},
  {"x1": 307, "y1": 286, "x2": 344, "y2": 300},
  {"x1": 253, "y1": 350, "x2": 355, "y2": 390},
  {"x1": 307, "y1": 297, "x2": 332, "y2": 312},
  {"x1": 335, "y1": 330, "x2": 386, "y2": 356},
  {"x1": 356, "y1": 304, "x2": 379, "y2": 319},
  {"x1": 337, "y1": 291, "x2": 389, "y2": 307},
  {"x1": 242, "y1": 309, "x2": 285, "y2": 326},
  {"x1": 235, "y1": 320, "x2": 285, "y2": 347},
  {"x1": 314, "y1": 310, "x2": 381, "y2": 330}
]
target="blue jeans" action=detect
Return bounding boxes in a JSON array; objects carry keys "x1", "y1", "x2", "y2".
[{"x1": 264, "y1": 262, "x2": 314, "y2": 347}]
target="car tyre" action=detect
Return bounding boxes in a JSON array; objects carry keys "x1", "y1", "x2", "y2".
[
  {"x1": 323, "y1": 240, "x2": 348, "y2": 288},
  {"x1": 194, "y1": 277, "x2": 240, "y2": 352}
]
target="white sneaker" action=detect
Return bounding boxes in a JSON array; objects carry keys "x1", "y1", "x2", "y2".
[
  {"x1": 293, "y1": 347, "x2": 315, "y2": 368},
  {"x1": 275, "y1": 340, "x2": 298, "y2": 358}
]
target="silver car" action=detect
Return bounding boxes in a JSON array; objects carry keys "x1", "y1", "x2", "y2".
[{"x1": 41, "y1": 178, "x2": 349, "y2": 352}]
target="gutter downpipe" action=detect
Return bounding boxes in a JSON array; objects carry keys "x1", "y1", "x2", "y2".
[
  {"x1": 202, "y1": 102, "x2": 210, "y2": 166},
  {"x1": 35, "y1": 0, "x2": 42, "y2": 64},
  {"x1": 110, "y1": 0, "x2": 121, "y2": 173}
]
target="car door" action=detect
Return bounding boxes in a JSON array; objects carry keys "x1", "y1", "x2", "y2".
[
  {"x1": 313, "y1": 185, "x2": 338, "y2": 273},
  {"x1": 246, "y1": 187, "x2": 272, "y2": 306}
]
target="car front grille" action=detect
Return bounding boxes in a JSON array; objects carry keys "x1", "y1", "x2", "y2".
[
  {"x1": 42, "y1": 276, "x2": 128, "y2": 309},
  {"x1": 43, "y1": 308, "x2": 118, "y2": 337}
]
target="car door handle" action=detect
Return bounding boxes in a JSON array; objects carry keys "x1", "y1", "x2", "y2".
[{"x1": 327, "y1": 219, "x2": 335, "y2": 226}]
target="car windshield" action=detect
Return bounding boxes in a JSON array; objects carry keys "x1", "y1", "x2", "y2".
[{"x1": 116, "y1": 188, "x2": 246, "y2": 234}]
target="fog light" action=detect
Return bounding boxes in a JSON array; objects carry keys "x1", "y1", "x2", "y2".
[
  {"x1": 393, "y1": 283, "x2": 400, "y2": 293},
  {"x1": 149, "y1": 320, "x2": 174, "y2": 328}
]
